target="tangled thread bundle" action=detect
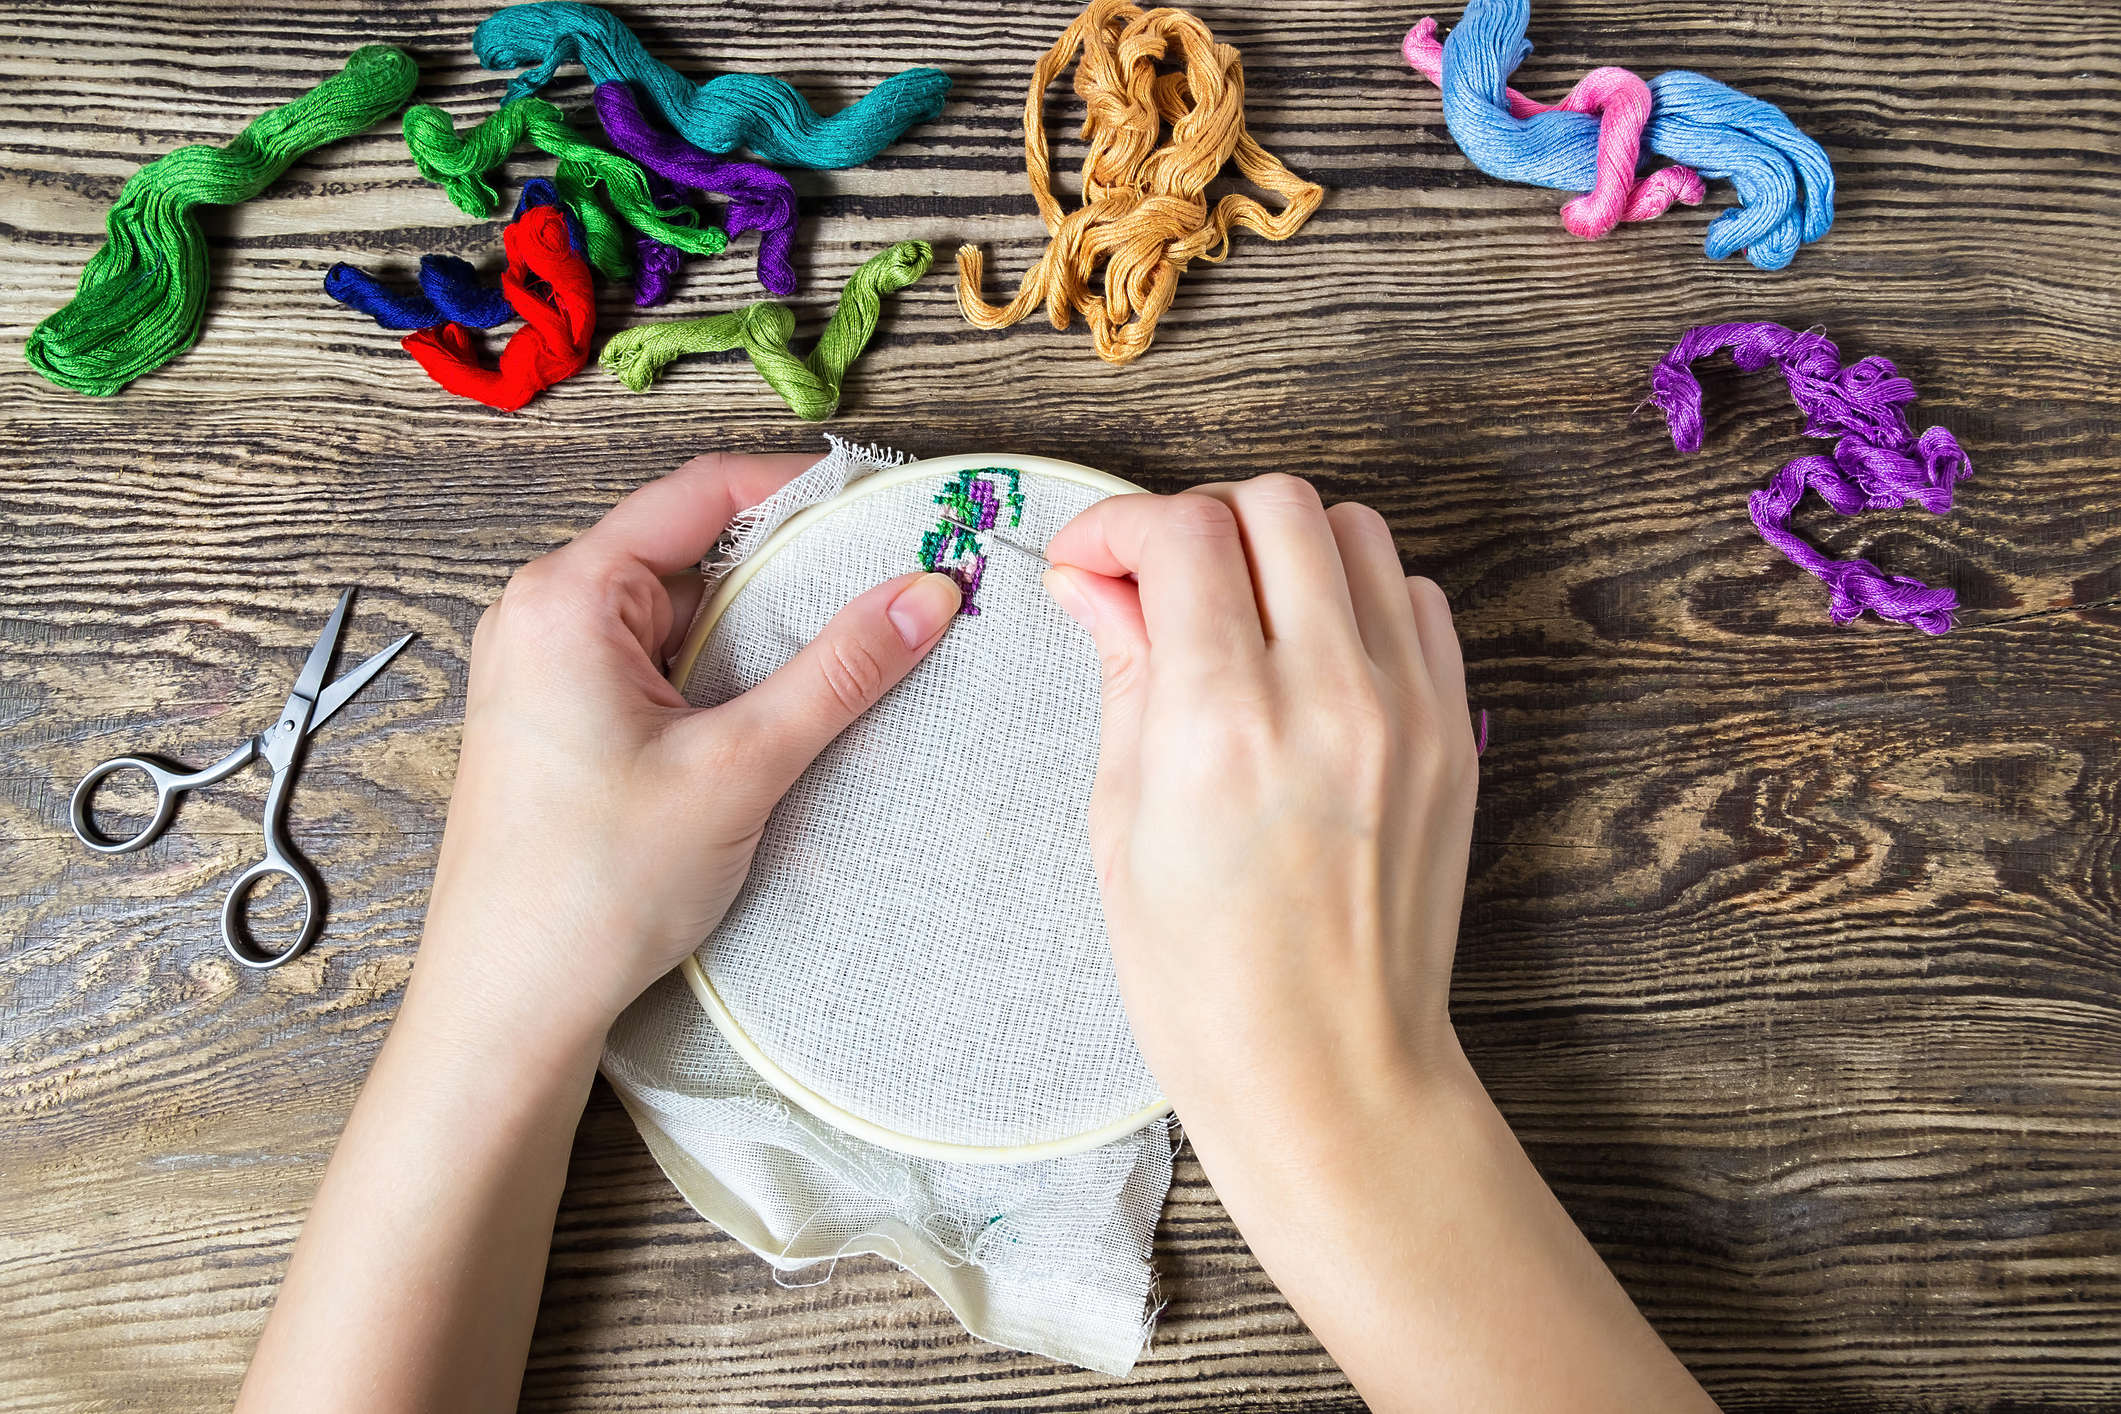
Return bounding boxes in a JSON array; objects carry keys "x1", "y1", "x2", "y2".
[
  {"x1": 403, "y1": 97, "x2": 729, "y2": 293},
  {"x1": 1406, "y1": 0, "x2": 1834, "y2": 270},
  {"x1": 326, "y1": 180, "x2": 581, "y2": 330},
  {"x1": 1403, "y1": 21, "x2": 1704, "y2": 238},
  {"x1": 26, "y1": 45, "x2": 418, "y2": 395},
  {"x1": 593, "y1": 82, "x2": 800, "y2": 296},
  {"x1": 403, "y1": 201, "x2": 596, "y2": 411},
  {"x1": 957, "y1": 0, "x2": 1323, "y2": 368},
  {"x1": 1650, "y1": 322, "x2": 1971, "y2": 634},
  {"x1": 601, "y1": 241, "x2": 931, "y2": 420},
  {"x1": 326, "y1": 254, "x2": 512, "y2": 330},
  {"x1": 474, "y1": 1, "x2": 951, "y2": 169}
]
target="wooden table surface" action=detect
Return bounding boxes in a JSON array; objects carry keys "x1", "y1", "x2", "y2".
[{"x1": 3, "y1": 1, "x2": 2116, "y2": 1409}]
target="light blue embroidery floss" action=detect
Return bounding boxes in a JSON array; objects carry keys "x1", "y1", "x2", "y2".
[{"x1": 1425, "y1": 0, "x2": 1835, "y2": 270}]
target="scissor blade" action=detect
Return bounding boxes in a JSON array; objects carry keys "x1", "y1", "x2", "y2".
[
  {"x1": 287, "y1": 587, "x2": 356, "y2": 710},
  {"x1": 309, "y1": 633, "x2": 414, "y2": 735}
]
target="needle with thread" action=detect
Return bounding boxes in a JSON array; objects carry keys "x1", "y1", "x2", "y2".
[{"x1": 938, "y1": 514, "x2": 1049, "y2": 566}]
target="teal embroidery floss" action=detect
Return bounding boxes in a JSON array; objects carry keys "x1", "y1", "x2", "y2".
[
  {"x1": 917, "y1": 468, "x2": 1026, "y2": 615},
  {"x1": 473, "y1": 1, "x2": 951, "y2": 169}
]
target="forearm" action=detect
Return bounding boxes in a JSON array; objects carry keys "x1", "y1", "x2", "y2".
[
  {"x1": 1185, "y1": 1039, "x2": 1717, "y2": 1414},
  {"x1": 236, "y1": 930, "x2": 606, "y2": 1414}
]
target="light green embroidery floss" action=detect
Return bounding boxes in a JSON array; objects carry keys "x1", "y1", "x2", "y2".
[
  {"x1": 26, "y1": 45, "x2": 419, "y2": 396},
  {"x1": 402, "y1": 97, "x2": 728, "y2": 283},
  {"x1": 599, "y1": 240, "x2": 932, "y2": 421}
]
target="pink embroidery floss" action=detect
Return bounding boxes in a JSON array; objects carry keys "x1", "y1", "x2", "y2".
[
  {"x1": 1402, "y1": 18, "x2": 1706, "y2": 240},
  {"x1": 1649, "y1": 322, "x2": 1972, "y2": 635}
]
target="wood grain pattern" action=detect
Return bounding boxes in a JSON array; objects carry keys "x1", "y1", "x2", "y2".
[{"x1": 2, "y1": 0, "x2": 2116, "y2": 1408}]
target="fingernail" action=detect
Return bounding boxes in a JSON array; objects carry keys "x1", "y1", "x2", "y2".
[
  {"x1": 1042, "y1": 567, "x2": 1089, "y2": 625},
  {"x1": 888, "y1": 572, "x2": 961, "y2": 647}
]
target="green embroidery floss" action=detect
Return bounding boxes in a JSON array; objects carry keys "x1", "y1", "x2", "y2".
[
  {"x1": 600, "y1": 240, "x2": 932, "y2": 421},
  {"x1": 402, "y1": 97, "x2": 728, "y2": 283},
  {"x1": 25, "y1": 45, "x2": 419, "y2": 396}
]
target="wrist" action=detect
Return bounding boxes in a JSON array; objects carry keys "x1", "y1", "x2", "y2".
[
  {"x1": 402, "y1": 910, "x2": 623, "y2": 1088},
  {"x1": 1173, "y1": 1021, "x2": 1492, "y2": 1213}
]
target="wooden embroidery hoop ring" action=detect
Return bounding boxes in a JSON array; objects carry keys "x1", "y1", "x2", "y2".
[{"x1": 665, "y1": 452, "x2": 1170, "y2": 1165}]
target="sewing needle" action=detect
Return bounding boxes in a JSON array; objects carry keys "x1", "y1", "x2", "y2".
[{"x1": 939, "y1": 514, "x2": 1050, "y2": 567}]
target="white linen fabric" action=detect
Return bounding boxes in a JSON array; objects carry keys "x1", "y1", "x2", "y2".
[{"x1": 601, "y1": 438, "x2": 1173, "y2": 1375}]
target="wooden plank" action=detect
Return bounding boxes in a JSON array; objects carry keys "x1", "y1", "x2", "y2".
[{"x1": 0, "y1": 0, "x2": 2116, "y2": 1408}]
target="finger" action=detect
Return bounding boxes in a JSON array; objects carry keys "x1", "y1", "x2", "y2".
[
  {"x1": 1326, "y1": 501, "x2": 1423, "y2": 679},
  {"x1": 1044, "y1": 493, "x2": 1264, "y2": 670},
  {"x1": 571, "y1": 451, "x2": 819, "y2": 578},
  {"x1": 1044, "y1": 565, "x2": 1150, "y2": 828},
  {"x1": 1407, "y1": 576, "x2": 1471, "y2": 727},
  {"x1": 660, "y1": 570, "x2": 706, "y2": 667},
  {"x1": 1189, "y1": 475, "x2": 1357, "y2": 649},
  {"x1": 699, "y1": 571, "x2": 962, "y2": 802}
]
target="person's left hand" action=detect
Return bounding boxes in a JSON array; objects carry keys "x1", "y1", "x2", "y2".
[{"x1": 414, "y1": 452, "x2": 962, "y2": 1051}]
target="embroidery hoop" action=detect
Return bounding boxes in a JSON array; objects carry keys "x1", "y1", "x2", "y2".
[{"x1": 665, "y1": 452, "x2": 1169, "y2": 1165}]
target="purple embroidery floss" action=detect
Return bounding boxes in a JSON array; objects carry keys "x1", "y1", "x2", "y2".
[
  {"x1": 1648, "y1": 322, "x2": 1972, "y2": 634},
  {"x1": 593, "y1": 82, "x2": 800, "y2": 296},
  {"x1": 631, "y1": 172, "x2": 688, "y2": 306}
]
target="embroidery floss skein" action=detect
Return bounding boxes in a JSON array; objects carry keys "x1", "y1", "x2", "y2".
[
  {"x1": 956, "y1": 0, "x2": 1324, "y2": 368},
  {"x1": 326, "y1": 179, "x2": 579, "y2": 330},
  {"x1": 403, "y1": 202, "x2": 596, "y2": 411},
  {"x1": 1649, "y1": 322, "x2": 1971, "y2": 633},
  {"x1": 26, "y1": 44, "x2": 419, "y2": 395},
  {"x1": 1403, "y1": 20, "x2": 1705, "y2": 239},
  {"x1": 474, "y1": 2, "x2": 950, "y2": 170},
  {"x1": 1406, "y1": 0, "x2": 1835, "y2": 270},
  {"x1": 594, "y1": 82, "x2": 800, "y2": 296},
  {"x1": 325, "y1": 256, "x2": 513, "y2": 330},
  {"x1": 631, "y1": 171, "x2": 689, "y2": 305},
  {"x1": 402, "y1": 97, "x2": 730, "y2": 283},
  {"x1": 600, "y1": 241, "x2": 931, "y2": 421}
]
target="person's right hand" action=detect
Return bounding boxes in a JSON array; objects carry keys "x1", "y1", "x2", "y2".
[
  {"x1": 1044, "y1": 476, "x2": 1718, "y2": 1414},
  {"x1": 1041, "y1": 474, "x2": 1479, "y2": 1148}
]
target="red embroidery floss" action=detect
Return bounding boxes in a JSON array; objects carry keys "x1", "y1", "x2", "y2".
[{"x1": 403, "y1": 202, "x2": 595, "y2": 411}]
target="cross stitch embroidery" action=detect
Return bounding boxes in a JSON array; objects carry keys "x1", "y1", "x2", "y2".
[{"x1": 917, "y1": 467, "x2": 1025, "y2": 616}]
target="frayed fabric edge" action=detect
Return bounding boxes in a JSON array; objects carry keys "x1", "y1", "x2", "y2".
[
  {"x1": 709, "y1": 434, "x2": 911, "y2": 579},
  {"x1": 606, "y1": 1075, "x2": 1169, "y2": 1377}
]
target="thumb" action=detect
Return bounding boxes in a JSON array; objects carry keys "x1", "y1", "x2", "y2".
[
  {"x1": 1043, "y1": 564, "x2": 1150, "y2": 838},
  {"x1": 705, "y1": 571, "x2": 962, "y2": 801}
]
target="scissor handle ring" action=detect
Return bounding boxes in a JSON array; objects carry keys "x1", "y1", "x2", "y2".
[
  {"x1": 221, "y1": 856, "x2": 324, "y2": 970},
  {"x1": 70, "y1": 756, "x2": 183, "y2": 854}
]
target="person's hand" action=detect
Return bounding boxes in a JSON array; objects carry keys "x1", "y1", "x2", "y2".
[
  {"x1": 416, "y1": 452, "x2": 962, "y2": 1055},
  {"x1": 1041, "y1": 473, "x2": 1478, "y2": 1148}
]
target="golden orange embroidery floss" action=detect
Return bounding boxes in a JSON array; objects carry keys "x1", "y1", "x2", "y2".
[{"x1": 956, "y1": 0, "x2": 1324, "y2": 367}]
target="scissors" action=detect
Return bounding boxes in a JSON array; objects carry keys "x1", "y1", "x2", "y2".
[{"x1": 69, "y1": 587, "x2": 413, "y2": 971}]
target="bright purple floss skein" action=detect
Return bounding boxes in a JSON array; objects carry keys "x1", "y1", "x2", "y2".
[
  {"x1": 1649, "y1": 322, "x2": 1972, "y2": 635},
  {"x1": 631, "y1": 171, "x2": 687, "y2": 306},
  {"x1": 593, "y1": 82, "x2": 799, "y2": 296}
]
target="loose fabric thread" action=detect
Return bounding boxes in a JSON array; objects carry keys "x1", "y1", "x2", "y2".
[
  {"x1": 1649, "y1": 322, "x2": 1971, "y2": 633},
  {"x1": 26, "y1": 45, "x2": 419, "y2": 395},
  {"x1": 957, "y1": 0, "x2": 1323, "y2": 367},
  {"x1": 600, "y1": 241, "x2": 932, "y2": 421},
  {"x1": 594, "y1": 82, "x2": 800, "y2": 296},
  {"x1": 403, "y1": 202, "x2": 596, "y2": 411},
  {"x1": 474, "y1": 1, "x2": 951, "y2": 170},
  {"x1": 403, "y1": 96, "x2": 730, "y2": 291},
  {"x1": 1405, "y1": 0, "x2": 1834, "y2": 270}
]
